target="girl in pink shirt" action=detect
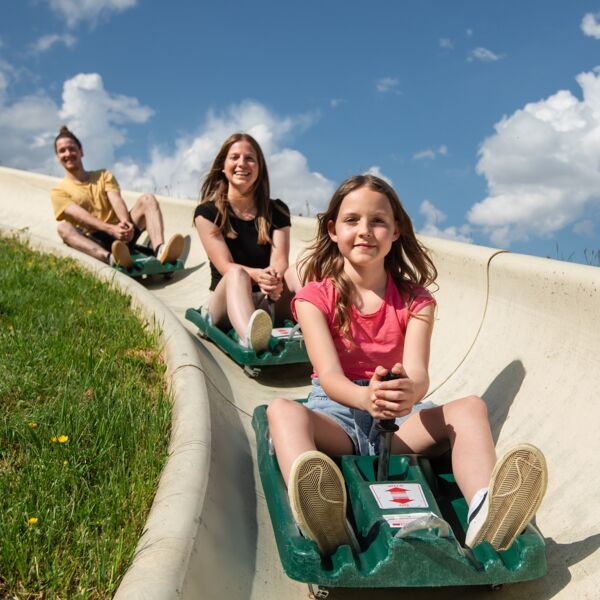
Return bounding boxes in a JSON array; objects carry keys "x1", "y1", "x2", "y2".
[{"x1": 267, "y1": 174, "x2": 547, "y2": 557}]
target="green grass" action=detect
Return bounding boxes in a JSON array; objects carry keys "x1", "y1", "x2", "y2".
[{"x1": 0, "y1": 234, "x2": 171, "y2": 599}]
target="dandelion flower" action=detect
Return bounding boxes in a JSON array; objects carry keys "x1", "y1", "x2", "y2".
[
  {"x1": 28, "y1": 422, "x2": 38, "y2": 429},
  {"x1": 63, "y1": 460, "x2": 68, "y2": 465},
  {"x1": 50, "y1": 436, "x2": 58, "y2": 443},
  {"x1": 57, "y1": 435, "x2": 69, "y2": 444},
  {"x1": 27, "y1": 517, "x2": 38, "y2": 525}
]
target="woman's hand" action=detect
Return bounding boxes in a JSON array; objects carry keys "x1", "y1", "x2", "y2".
[
  {"x1": 257, "y1": 267, "x2": 283, "y2": 301},
  {"x1": 362, "y1": 364, "x2": 417, "y2": 419}
]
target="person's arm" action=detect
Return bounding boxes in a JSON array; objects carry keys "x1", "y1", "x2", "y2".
[
  {"x1": 256, "y1": 226, "x2": 290, "y2": 300},
  {"x1": 194, "y1": 215, "x2": 263, "y2": 281},
  {"x1": 106, "y1": 190, "x2": 134, "y2": 241},
  {"x1": 295, "y1": 299, "x2": 372, "y2": 410},
  {"x1": 106, "y1": 190, "x2": 132, "y2": 224},
  {"x1": 62, "y1": 203, "x2": 123, "y2": 238},
  {"x1": 369, "y1": 302, "x2": 435, "y2": 419},
  {"x1": 269, "y1": 226, "x2": 290, "y2": 278}
]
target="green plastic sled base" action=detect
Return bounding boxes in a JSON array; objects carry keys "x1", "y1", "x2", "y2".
[
  {"x1": 252, "y1": 404, "x2": 547, "y2": 589},
  {"x1": 113, "y1": 251, "x2": 183, "y2": 279},
  {"x1": 185, "y1": 307, "x2": 309, "y2": 371}
]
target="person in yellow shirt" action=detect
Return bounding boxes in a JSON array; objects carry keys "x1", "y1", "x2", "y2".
[{"x1": 51, "y1": 126, "x2": 183, "y2": 268}]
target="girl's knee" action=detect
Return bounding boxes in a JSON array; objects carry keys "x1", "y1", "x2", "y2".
[
  {"x1": 453, "y1": 395, "x2": 488, "y2": 419},
  {"x1": 267, "y1": 397, "x2": 300, "y2": 425}
]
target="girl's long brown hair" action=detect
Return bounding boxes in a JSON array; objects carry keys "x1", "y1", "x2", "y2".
[
  {"x1": 299, "y1": 174, "x2": 437, "y2": 341},
  {"x1": 198, "y1": 133, "x2": 273, "y2": 244}
]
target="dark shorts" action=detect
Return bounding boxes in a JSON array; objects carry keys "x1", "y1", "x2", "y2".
[
  {"x1": 305, "y1": 378, "x2": 437, "y2": 456},
  {"x1": 85, "y1": 226, "x2": 143, "y2": 253}
]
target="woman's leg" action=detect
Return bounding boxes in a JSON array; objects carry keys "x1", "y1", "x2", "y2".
[
  {"x1": 392, "y1": 395, "x2": 496, "y2": 504},
  {"x1": 267, "y1": 397, "x2": 354, "y2": 485},
  {"x1": 208, "y1": 266, "x2": 257, "y2": 339}
]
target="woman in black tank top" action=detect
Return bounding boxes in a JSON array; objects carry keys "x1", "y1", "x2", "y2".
[{"x1": 194, "y1": 133, "x2": 292, "y2": 353}]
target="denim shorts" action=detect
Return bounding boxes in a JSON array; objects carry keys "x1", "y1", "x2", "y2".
[{"x1": 305, "y1": 378, "x2": 437, "y2": 456}]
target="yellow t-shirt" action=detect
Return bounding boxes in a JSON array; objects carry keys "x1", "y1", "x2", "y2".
[{"x1": 51, "y1": 169, "x2": 121, "y2": 234}]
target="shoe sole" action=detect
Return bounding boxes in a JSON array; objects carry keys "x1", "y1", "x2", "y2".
[
  {"x1": 111, "y1": 240, "x2": 133, "y2": 269},
  {"x1": 288, "y1": 451, "x2": 352, "y2": 556},
  {"x1": 467, "y1": 443, "x2": 547, "y2": 551},
  {"x1": 159, "y1": 233, "x2": 184, "y2": 264},
  {"x1": 248, "y1": 309, "x2": 272, "y2": 353}
]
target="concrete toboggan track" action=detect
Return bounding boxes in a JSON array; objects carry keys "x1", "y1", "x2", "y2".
[{"x1": 1, "y1": 165, "x2": 599, "y2": 599}]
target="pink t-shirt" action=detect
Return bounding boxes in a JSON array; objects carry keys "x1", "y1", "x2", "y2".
[{"x1": 292, "y1": 274, "x2": 435, "y2": 380}]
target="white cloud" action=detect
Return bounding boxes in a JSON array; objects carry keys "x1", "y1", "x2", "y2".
[
  {"x1": 419, "y1": 200, "x2": 472, "y2": 242},
  {"x1": 413, "y1": 149, "x2": 435, "y2": 160},
  {"x1": 30, "y1": 33, "x2": 76, "y2": 53},
  {"x1": 114, "y1": 100, "x2": 335, "y2": 216},
  {"x1": 466, "y1": 29, "x2": 474, "y2": 37},
  {"x1": 581, "y1": 12, "x2": 600, "y2": 39},
  {"x1": 47, "y1": 0, "x2": 137, "y2": 27},
  {"x1": 467, "y1": 47, "x2": 503, "y2": 63},
  {"x1": 364, "y1": 166, "x2": 393, "y2": 186},
  {"x1": 439, "y1": 38, "x2": 453, "y2": 49},
  {"x1": 413, "y1": 145, "x2": 448, "y2": 160},
  {"x1": 468, "y1": 68, "x2": 600, "y2": 246},
  {"x1": 0, "y1": 69, "x2": 151, "y2": 174},
  {"x1": 376, "y1": 77, "x2": 400, "y2": 93},
  {"x1": 330, "y1": 98, "x2": 345, "y2": 108}
]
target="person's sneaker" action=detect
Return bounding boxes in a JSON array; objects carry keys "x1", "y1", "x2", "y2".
[
  {"x1": 465, "y1": 443, "x2": 547, "y2": 551},
  {"x1": 111, "y1": 240, "x2": 134, "y2": 269},
  {"x1": 288, "y1": 451, "x2": 353, "y2": 556},
  {"x1": 157, "y1": 233, "x2": 184, "y2": 264},
  {"x1": 243, "y1": 309, "x2": 272, "y2": 352}
]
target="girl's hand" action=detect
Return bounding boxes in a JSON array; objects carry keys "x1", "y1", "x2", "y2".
[{"x1": 363, "y1": 364, "x2": 416, "y2": 419}]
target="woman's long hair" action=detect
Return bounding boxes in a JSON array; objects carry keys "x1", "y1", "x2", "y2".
[
  {"x1": 198, "y1": 133, "x2": 272, "y2": 244},
  {"x1": 299, "y1": 174, "x2": 437, "y2": 341}
]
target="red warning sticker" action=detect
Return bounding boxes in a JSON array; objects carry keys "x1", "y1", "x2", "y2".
[{"x1": 369, "y1": 483, "x2": 428, "y2": 509}]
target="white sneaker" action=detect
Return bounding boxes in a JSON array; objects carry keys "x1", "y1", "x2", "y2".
[
  {"x1": 465, "y1": 443, "x2": 547, "y2": 551},
  {"x1": 288, "y1": 451, "x2": 353, "y2": 556},
  {"x1": 157, "y1": 234, "x2": 184, "y2": 264},
  {"x1": 243, "y1": 309, "x2": 272, "y2": 352}
]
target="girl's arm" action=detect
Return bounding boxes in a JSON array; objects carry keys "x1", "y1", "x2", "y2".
[
  {"x1": 371, "y1": 303, "x2": 435, "y2": 418},
  {"x1": 296, "y1": 300, "x2": 372, "y2": 410},
  {"x1": 194, "y1": 215, "x2": 262, "y2": 281}
]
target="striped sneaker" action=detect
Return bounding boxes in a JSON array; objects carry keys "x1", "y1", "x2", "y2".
[
  {"x1": 288, "y1": 451, "x2": 352, "y2": 556},
  {"x1": 465, "y1": 443, "x2": 547, "y2": 551}
]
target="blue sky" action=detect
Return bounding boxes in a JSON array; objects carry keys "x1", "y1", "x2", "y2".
[{"x1": 2, "y1": 1, "x2": 600, "y2": 262}]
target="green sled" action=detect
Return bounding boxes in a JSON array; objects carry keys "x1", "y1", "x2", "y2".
[
  {"x1": 113, "y1": 247, "x2": 183, "y2": 279},
  {"x1": 185, "y1": 307, "x2": 309, "y2": 377},
  {"x1": 252, "y1": 404, "x2": 547, "y2": 592}
]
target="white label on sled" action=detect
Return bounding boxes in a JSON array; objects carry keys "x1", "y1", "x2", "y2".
[
  {"x1": 270, "y1": 327, "x2": 302, "y2": 339},
  {"x1": 369, "y1": 483, "x2": 428, "y2": 509},
  {"x1": 382, "y1": 512, "x2": 430, "y2": 529}
]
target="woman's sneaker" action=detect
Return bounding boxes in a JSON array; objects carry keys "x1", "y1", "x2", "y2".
[
  {"x1": 243, "y1": 309, "x2": 272, "y2": 352},
  {"x1": 111, "y1": 240, "x2": 133, "y2": 269},
  {"x1": 288, "y1": 451, "x2": 353, "y2": 556},
  {"x1": 465, "y1": 443, "x2": 547, "y2": 551}
]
